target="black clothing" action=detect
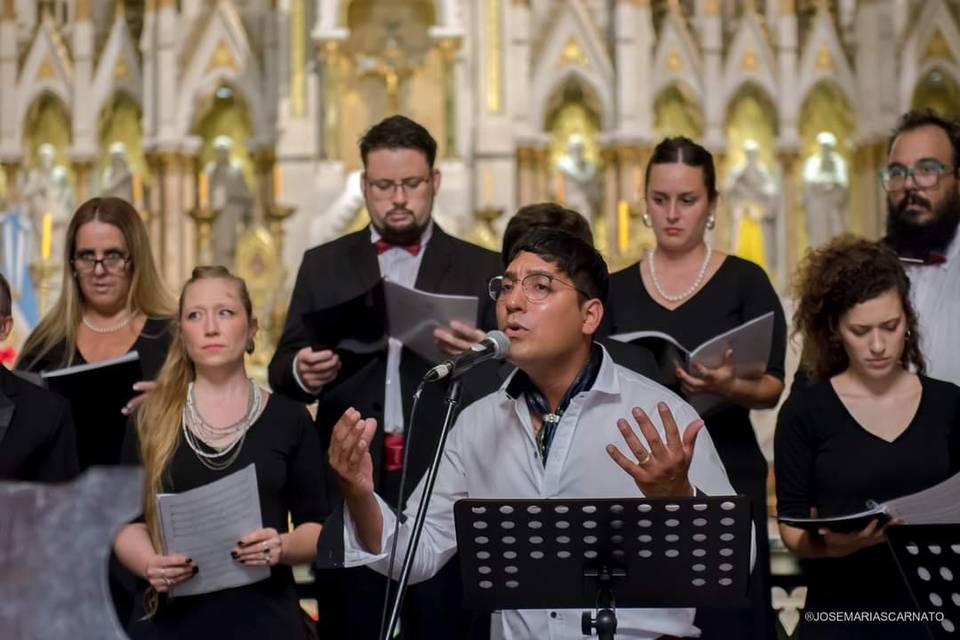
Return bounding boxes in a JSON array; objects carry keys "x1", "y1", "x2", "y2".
[
  {"x1": 775, "y1": 376, "x2": 960, "y2": 639},
  {"x1": 18, "y1": 316, "x2": 172, "y2": 380},
  {"x1": 122, "y1": 395, "x2": 325, "y2": 640},
  {"x1": 604, "y1": 255, "x2": 787, "y2": 640},
  {"x1": 268, "y1": 224, "x2": 501, "y2": 640},
  {"x1": 0, "y1": 366, "x2": 78, "y2": 481}
]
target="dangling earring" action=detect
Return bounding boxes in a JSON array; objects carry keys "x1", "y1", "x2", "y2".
[
  {"x1": 245, "y1": 339, "x2": 255, "y2": 354},
  {"x1": 706, "y1": 213, "x2": 716, "y2": 231},
  {"x1": 641, "y1": 213, "x2": 652, "y2": 228}
]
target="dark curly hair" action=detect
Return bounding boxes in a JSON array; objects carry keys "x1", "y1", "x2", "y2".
[{"x1": 792, "y1": 235, "x2": 924, "y2": 382}]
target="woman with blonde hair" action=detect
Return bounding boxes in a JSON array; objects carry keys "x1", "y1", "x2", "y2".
[
  {"x1": 115, "y1": 265, "x2": 324, "y2": 639},
  {"x1": 17, "y1": 196, "x2": 174, "y2": 464},
  {"x1": 776, "y1": 236, "x2": 960, "y2": 639}
]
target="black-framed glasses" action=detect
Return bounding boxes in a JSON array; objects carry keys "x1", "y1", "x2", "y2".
[
  {"x1": 365, "y1": 175, "x2": 432, "y2": 196},
  {"x1": 880, "y1": 160, "x2": 957, "y2": 192},
  {"x1": 71, "y1": 252, "x2": 131, "y2": 274},
  {"x1": 488, "y1": 273, "x2": 591, "y2": 303}
]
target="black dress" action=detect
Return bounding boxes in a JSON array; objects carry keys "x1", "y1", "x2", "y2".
[
  {"x1": 122, "y1": 394, "x2": 326, "y2": 640},
  {"x1": 18, "y1": 316, "x2": 173, "y2": 380},
  {"x1": 605, "y1": 255, "x2": 787, "y2": 640},
  {"x1": 775, "y1": 376, "x2": 960, "y2": 639}
]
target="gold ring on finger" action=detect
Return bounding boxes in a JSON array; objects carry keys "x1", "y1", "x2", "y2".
[{"x1": 638, "y1": 450, "x2": 651, "y2": 465}]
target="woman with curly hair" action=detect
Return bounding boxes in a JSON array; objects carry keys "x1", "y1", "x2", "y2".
[{"x1": 775, "y1": 235, "x2": 960, "y2": 639}]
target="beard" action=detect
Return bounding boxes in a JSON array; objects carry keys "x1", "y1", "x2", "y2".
[{"x1": 886, "y1": 188, "x2": 960, "y2": 258}]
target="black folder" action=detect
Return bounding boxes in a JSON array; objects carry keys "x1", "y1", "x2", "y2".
[{"x1": 41, "y1": 351, "x2": 142, "y2": 470}]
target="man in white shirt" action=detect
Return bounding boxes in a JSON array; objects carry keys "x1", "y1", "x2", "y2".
[
  {"x1": 883, "y1": 110, "x2": 960, "y2": 385},
  {"x1": 327, "y1": 228, "x2": 739, "y2": 639}
]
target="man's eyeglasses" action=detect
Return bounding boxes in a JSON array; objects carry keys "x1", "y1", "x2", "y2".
[
  {"x1": 71, "y1": 252, "x2": 130, "y2": 274},
  {"x1": 880, "y1": 160, "x2": 957, "y2": 192},
  {"x1": 488, "y1": 273, "x2": 591, "y2": 303},
  {"x1": 366, "y1": 175, "x2": 432, "y2": 196}
]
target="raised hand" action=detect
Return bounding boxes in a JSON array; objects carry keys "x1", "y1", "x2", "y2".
[
  {"x1": 328, "y1": 407, "x2": 378, "y2": 499},
  {"x1": 606, "y1": 402, "x2": 704, "y2": 498}
]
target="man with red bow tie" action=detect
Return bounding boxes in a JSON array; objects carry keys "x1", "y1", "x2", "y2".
[
  {"x1": 883, "y1": 110, "x2": 960, "y2": 385},
  {"x1": 269, "y1": 115, "x2": 500, "y2": 639}
]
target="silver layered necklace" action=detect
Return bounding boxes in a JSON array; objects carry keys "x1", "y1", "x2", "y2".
[
  {"x1": 182, "y1": 379, "x2": 263, "y2": 471},
  {"x1": 648, "y1": 243, "x2": 712, "y2": 303}
]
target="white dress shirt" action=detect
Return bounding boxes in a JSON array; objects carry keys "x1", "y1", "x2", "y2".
[
  {"x1": 343, "y1": 346, "x2": 739, "y2": 639},
  {"x1": 906, "y1": 232, "x2": 960, "y2": 386},
  {"x1": 292, "y1": 222, "x2": 433, "y2": 434}
]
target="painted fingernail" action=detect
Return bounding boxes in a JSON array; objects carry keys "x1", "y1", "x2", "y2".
[
  {"x1": 230, "y1": 551, "x2": 239, "y2": 559},
  {"x1": 186, "y1": 557, "x2": 193, "y2": 564},
  {"x1": 192, "y1": 566, "x2": 199, "y2": 575}
]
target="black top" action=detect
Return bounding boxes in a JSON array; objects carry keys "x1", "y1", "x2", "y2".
[
  {"x1": 775, "y1": 376, "x2": 960, "y2": 612},
  {"x1": 603, "y1": 256, "x2": 786, "y2": 474},
  {"x1": 18, "y1": 316, "x2": 173, "y2": 379},
  {"x1": 122, "y1": 394, "x2": 326, "y2": 640},
  {"x1": 0, "y1": 366, "x2": 79, "y2": 482}
]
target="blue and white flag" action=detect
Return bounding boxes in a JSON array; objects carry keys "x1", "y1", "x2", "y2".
[{"x1": 0, "y1": 210, "x2": 40, "y2": 336}]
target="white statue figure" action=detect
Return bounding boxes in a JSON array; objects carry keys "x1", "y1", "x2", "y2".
[
  {"x1": 100, "y1": 142, "x2": 134, "y2": 203},
  {"x1": 205, "y1": 136, "x2": 253, "y2": 268},
  {"x1": 21, "y1": 143, "x2": 75, "y2": 262},
  {"x1": 554, "y1": 134, "x2": 602, "y2": 223},
  {"x1": 727, "y1": 139, "x2": 778, "y2": 272},
  {"x1": 802, "y1": 131, "x2": 849, "y2": 249}
]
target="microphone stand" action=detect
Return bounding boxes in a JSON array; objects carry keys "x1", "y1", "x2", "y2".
[{"x1": 381, "y1": 376, "x2": 463, "y2": 640}]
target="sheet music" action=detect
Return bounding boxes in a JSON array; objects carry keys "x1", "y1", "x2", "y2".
[
  {"x1": 383, "y1": 279, "x2": 478, "y2": 364},
  {"x1": 886, "y1": 470, "x2": 960, "y2": 524},
  {"x1": 689, "y1": 312, "x2": 774, "y2": 378},
  {"x1": 155, "y1": 464, "x2": 268, "y2": 597}
]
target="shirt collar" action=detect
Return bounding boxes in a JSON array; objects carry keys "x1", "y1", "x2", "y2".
[
  {"x1": 501, "y1": 343, "x2": 621, "y2": 401},
  {"x1": 369, "y1": 219, "x2": 434, "y2": 250}
]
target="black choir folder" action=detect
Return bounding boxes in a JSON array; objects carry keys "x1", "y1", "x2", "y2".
[
  {"x1": 41, "y1": 351, "x2": 142, "y2": 469},
  {"x1": 778, "y1": 468, "x2": 960, "y2": 533},
  {"x1": 609, "y1": 312, "x2": 774, "y2": 414}
]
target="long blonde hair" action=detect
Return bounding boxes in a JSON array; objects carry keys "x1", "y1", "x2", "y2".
[
  {"x1": 17, "y1": 197, "x2": 174, "y2": 370},
  {"x1": 137, "y1": 266, "x2": 254, "y2": 615}
]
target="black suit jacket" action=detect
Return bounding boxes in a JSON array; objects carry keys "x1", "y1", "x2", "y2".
[
  {"x1": 269, "y1": 224, "x2": 503, "y2": 512},
  {"x1": 0, "y1": 366, "x2": 79, "y2": 482}
]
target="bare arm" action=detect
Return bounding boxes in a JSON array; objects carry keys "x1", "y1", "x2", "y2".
[
  {"x1": 114, "y1": 522, "x2": 195, "y2": 593},
  {"x1": 280, "y1": 523, "x2": 323, "y2": 565}
]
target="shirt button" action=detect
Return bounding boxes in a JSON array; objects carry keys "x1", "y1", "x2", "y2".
[{"x1": 550, "y1": 611, "x2": 557, "y2": 619}]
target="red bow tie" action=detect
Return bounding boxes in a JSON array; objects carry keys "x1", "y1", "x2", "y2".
[{"x1": 374, "y1": 239, "x2": 421, "y2": 256}]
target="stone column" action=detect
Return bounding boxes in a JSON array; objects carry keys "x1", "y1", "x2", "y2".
[
  {"x1": 777, "y1": 150, "x2": 800, "y2": 284},
  {"x1": 852, "y1": 141, "x2": 886, "y2": 240},
  {"x1": 0, "y1": 2, "x2": 19, "y2": 161},
  {"x1": 699, "y1": 1, "x2": 724, "y2": 150},
  {"x1": 72, "y1": 160, "x2": 95, "y2": 203},
  {"x1": 600, "y1": 146, "x2": 620, "y2": 257}
]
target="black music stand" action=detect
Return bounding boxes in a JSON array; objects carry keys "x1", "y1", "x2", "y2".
[
  {"x1": 886, "y1": 524, "x2": 960, "y2": 639},
  {"x1": 454, "y1": 496, "x2": 752, "y2": 639}
]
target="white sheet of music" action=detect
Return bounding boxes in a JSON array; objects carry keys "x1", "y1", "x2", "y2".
[
  {"x1": 886, "y1": 470, "x2": 960, "y2": 524},
  {"x1": 382, "y1": 279, "x2": 478, "y2": 364},
  {"x1": 155, "y1": 463, "x2": 269, "y2": 597}
]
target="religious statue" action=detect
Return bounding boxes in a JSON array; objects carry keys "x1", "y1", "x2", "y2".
[
  {"x1": 802, "y1": 131, "x2": 849, "y2": 249},
  {"x1": 553, "y1": 134, "x2": 601, "y2": 223},
  {"x1": 727, "y1": 140, "x2": 778, "y2": 272},
  {"x1": 100, "y1": 142, "x2": 134, "y2": 203},
  {"x1": 204, "y1": 136, "x2": 253, "y2": 269},
  {"x1": 21, "y1": 143, "x2": 75, "y2": 263}
]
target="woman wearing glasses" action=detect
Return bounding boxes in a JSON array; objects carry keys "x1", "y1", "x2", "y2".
[
  {"x1": 602, "y1": 137, "x2": 787, "y2": 639},
  {"x1": 18, "y1": 197, "x2": 174, "y2": 427}
]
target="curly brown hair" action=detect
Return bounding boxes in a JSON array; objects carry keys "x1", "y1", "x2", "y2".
[{"x1": 792, "y1": 235, "x2": 925, "y2": 382}]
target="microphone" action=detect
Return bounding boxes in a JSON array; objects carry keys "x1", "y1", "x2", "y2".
[{"x1": 424, "y1": 330, "x2": 510, "y2": 382}]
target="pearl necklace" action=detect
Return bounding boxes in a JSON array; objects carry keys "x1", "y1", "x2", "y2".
[
  {"x1": 82, "y1": 313, "x2": 133, "y2": 333},
  {"x1": 648, "y1": 244, "x2": 713, "y2": 303},
  {"x1": 182, "y1": 380, "x2": 263, "y2": 471}
]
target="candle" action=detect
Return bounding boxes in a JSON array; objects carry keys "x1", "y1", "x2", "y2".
[
  {"x1": 198, "y1": 171, "x2": 209, "y2": 207},
  {"x1": 617, "y1": 200, "x2": 629, "y2": 253},
  {"x1": 273, "y1": 163, "x2": 282, "y2": 201},
  {"x1": 482, "y1": 168, "x2": 493, "y2": 206},
  {"x1": 132, "y1": 173, "x2": 143, "y2": 208},
  {"x1": 41, "y1": 212, "x2": 52, "y2": 261}
]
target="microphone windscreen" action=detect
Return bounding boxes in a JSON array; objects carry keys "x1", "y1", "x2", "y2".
[{"x1": 486, "y1": 330, "x2": 511, "y2": 358}]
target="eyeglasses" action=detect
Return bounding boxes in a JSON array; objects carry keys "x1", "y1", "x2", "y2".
[
  {"x1": 71, "y1": 252, "x2": 130, "y2": 274},
  {"x1": 880, "y1": 160, "x2": 957, "y2": 192},
  {"x1": 488, "y1": 273, "x2": 591, "y2": 303},
  {"x1": 365, "y1": 175, "x2": 432, "y2": 197}
]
